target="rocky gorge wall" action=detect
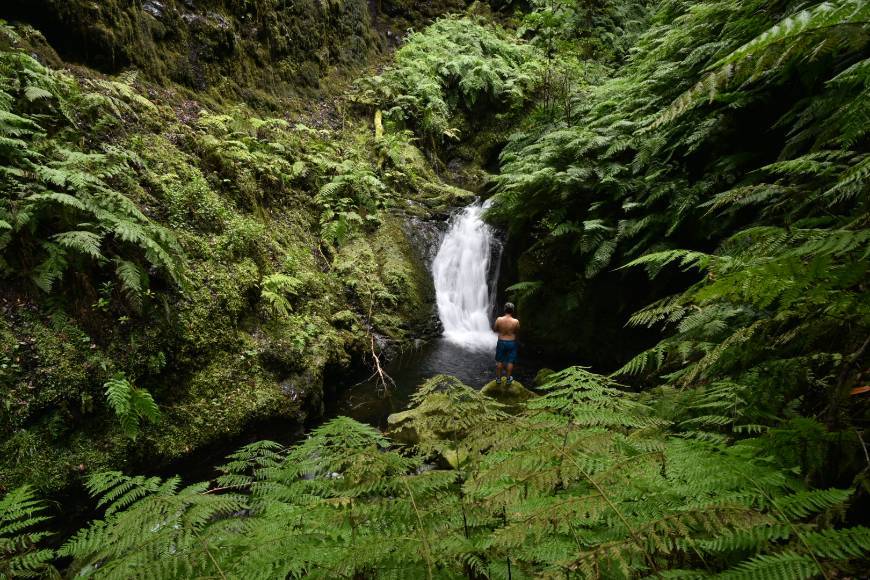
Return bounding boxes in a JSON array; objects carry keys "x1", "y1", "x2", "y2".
[
  {"x1": 5, "y1": 0, "x2": 377, "y2": 104},
  {"x1": 2, "y1": 0, "x2": 483, "y2": 106}
]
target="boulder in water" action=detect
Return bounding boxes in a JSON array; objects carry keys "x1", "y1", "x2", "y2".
[
  {"x1": 481, "y1": 379, "x2": 535, "y2": 408},
  {"x1": 387, "y1": 409, "x2": 471, "y2": 469},
  {"x1": 440, "y1": 446, "x2": 470, "y2": 469},
  {"x1": 387, "y1": 408, "x2": 425, "y2": 445}
]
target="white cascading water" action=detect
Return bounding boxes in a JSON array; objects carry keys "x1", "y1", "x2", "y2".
[{"x1": 432, "y1": 202, "x2": 499, "y2": 351}]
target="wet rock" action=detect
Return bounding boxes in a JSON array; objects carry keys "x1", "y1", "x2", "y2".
[
  {"x1": 278, "y1": 370, "x2": 323, "y2": 417},
  {"x1": 142, "y1": 1, "x2": 166, "y2": 19},
  {"x1": 279, "y1": 380, "x2": 302, "y2": 402},
  {"x1": 401, "y1": 215, "x2": 446, "y2": 269}
]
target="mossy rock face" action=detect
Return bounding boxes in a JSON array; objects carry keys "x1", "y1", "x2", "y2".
[
  {"x1": 385, "y1": 400, "x2": 461, "y2": 447},
  {"x1": 481, "y1": 379, "x2": 535, "y2": 407},
  {"x1": 149, "y1": 356, "x2": 308, "y2": 458},
  {"x1": 0, "y1": 5, "x2": 486, "y2": 493},
  {"x1": 7, "y1": 0, "x2": 378, "y2": 104}
]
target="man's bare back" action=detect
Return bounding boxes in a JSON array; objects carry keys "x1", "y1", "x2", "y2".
[
  {"x1": 494, "y1": 314, "x2": 519, "y2": 340},
  {"x1": 494, "y1": 303, "x2": 519, "y2": 383}
]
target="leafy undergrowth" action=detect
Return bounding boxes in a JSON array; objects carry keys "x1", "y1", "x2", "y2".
[
  {"x1": 3, "y1": 370, "x2": 869, "y2": 578},
  {"x1": 478, "y1": 0, "x2": 870, "y2": 537},
  {"x1": 2, "y1": 0, "x2": 869, "y2": 574},
  {"x1": 0, "y1": 16, "x2": 490, "y2": 492},
  {"x1": 491, "y1": 0, "x2": 870, "y2": 370},
  {"x1": 355, "y1": 16, "x2": 543, "y2": 140}
]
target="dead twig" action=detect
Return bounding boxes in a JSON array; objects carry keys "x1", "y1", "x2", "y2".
[
  {"x1": 365, "y1": 291, "x2": 395, "y2": 396},
  {"x1": 370, "y1": 332, "x2": 396, "y2": 395}
]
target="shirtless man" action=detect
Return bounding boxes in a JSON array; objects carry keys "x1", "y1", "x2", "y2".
[{"x1": 493, "y1": 302, "x2": 520, "y2": 384}]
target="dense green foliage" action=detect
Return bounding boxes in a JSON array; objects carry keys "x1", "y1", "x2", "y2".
[
  {"x1": 489, "y1": 0, "x2": 869, "y2": 485},
  {"x1": 0, "y1": 38, "x2": 184, "y2": 299},
  {"x1": 518, "y1": 0, "x2": 651, "y2": 62},
  {"x1": 4, "y1": 371, "x2": 869, "y2": 577},
  {"x1": 356, "y1": 17, "x2": 543, "y2": 140},
  {"x1": 1, "y1": 0, "x2": 869, "y2": 576},
  {"x1": 0, "y1": 15, "x2": 456, "y2": 491},
  {"x1": 0, "y1": 486, "x2": 54, "y2": 578}
]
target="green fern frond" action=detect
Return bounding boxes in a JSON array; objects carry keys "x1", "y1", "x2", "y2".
[
  {"x1": 0, "y1": 486, "x2": 55, "y2": 579},
  {"x1": 715, "y1": 551, "x2": 820, "y2": 580},
  {"x1": 51, "y1": 230, "x2": 104, "y2": 260},
  {"x1": 103, "y1": 374, "x2": 160, "y2": 440}
]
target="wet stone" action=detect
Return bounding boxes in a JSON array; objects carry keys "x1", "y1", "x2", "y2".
[{"x1": 142, "y1": 1, "x2": 165, "y2": 19}]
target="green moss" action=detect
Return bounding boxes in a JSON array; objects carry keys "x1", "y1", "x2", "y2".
[
  {"x1": 370, "y1": 216, "x2": 435, "y2": 329},
  {"x1": 14, "y1": 0, "x2": 378, "y2": 107},
  {"x1": 0, "y1": 312, "x2": 111, "y2": 433},
  {"x1": 259, "y1": 312, "x2": 352, "y2": 375},
  {"x1": 175, "y1": 258, "x2": 260, "y2": 360},
  {"x1": 330, "y1": 216, "x2": 434, "y2": 342},
  {"x1": 0, "y1": 425, "x2": 130, "y2": 492},
  {"x1": 134, "y1": 134, "x2": 231, "y2": 233},
  {"x1": 0, "y1": 9, "x2": 454, "y2": 494},
  {"x1": 480, "y1": 379, "x2": 535, "y2": 409},
  {"x1": 148, "y1": 356, "x2": 299, "y2": 458}
]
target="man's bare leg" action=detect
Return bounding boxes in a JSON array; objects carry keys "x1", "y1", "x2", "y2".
[
  {"x1": 506, "y1": 363, "x2": 514, "y2": 383},
  {"x1": 496, "y1": 362, "x2": 504, "y2": 382}
]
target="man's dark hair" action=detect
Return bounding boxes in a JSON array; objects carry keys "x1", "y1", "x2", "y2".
[{"x1": 504, "y1": 302, "x2": 515, "y2": 314}]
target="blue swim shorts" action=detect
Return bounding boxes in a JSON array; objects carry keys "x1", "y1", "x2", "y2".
[{"x1": 495, "y1": 339, "x2": 518, "y2": 364}]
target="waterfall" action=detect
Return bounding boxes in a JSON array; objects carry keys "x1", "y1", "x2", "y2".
[{"x1": 432, "y1": 201, "x2": 499, "y2": 351}]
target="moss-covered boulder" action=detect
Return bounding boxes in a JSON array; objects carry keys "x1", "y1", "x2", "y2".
[
  {"x1": 387, "y1": 408, "x2": 473, "y2": 469},
  {"x1": 388, "y1": 375, "x2": 507, "y2": 469},
  {"x1": 440, "y1": 446, "x2": 470, "y2": 469},
  {"x1": 481, "y1": 379, "x2": 535, "y2": 408},
  {"x1": 386, "y1": 408, "x2": 425, "y2": 445}
]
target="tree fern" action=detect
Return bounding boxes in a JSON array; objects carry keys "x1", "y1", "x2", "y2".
[
  {"x1": 25, "y1": 367, "x2": 866, "y2": 577},
  {"x1": 354, "y1": 17, "x2": 543, "y2": 139},
  {"x1": 656, "y1": 0, "x2": 870, "y2": 127}
]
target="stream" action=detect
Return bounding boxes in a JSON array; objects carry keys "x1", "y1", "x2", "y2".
[
  {"x1": 328, "y1": 200, "x2": 547, "y2": 428},
  {"x1": 157, "y1": 200, "x2": 551, "y2": 485}
]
